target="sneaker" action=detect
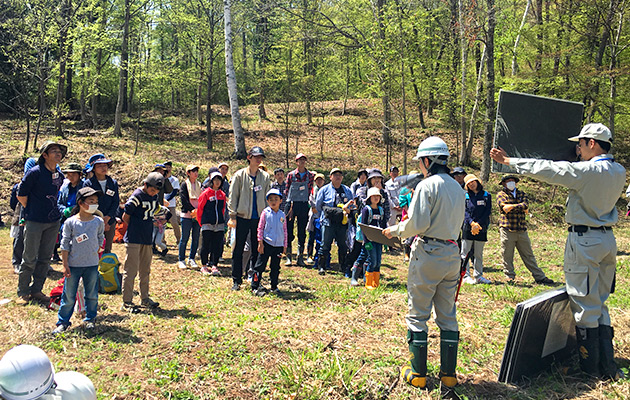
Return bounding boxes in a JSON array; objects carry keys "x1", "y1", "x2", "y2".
[
  {"x1": 270, "y1": 288, "x2": 282, "y2": 296},
  {"x1": 52, "y1": 324, "x2": 68, "y2": 335},
  {"x1": 219, "y1": 257, "x2": 225, "y2": 263},
  {"x1": 284, "y1": 257, "x2": 292, "y2": 267},
  {"x1": 177, "y1": 261, "x2": 187, "y2": 270},
  {"x1": 231, "y1": 283, "x2": 241, "y2": 291},
  {"x1": 188, "y1": 259, "x2": 199, "y2": 270},
  {"x1": 476, "y1": 276, "x2": 492, "y2": 284},
  {"x1": 463, "y1": 276, "x2": 476, "y2": 285},
  {"x1": 211, "y1": 266, "x2": 221, "y2": 276},
  {"x1": 160, "y1": 248, "x2": 168, "y2": 257},
  {"x1": 121, "y1": 302, "x2": 140, "y2": 313},
  {"x1": 318, "y1": 268, "x2": 325, "y2": 276},
  {"x1": 252, "y1": 287, "x2": 267, "y2": 297},
  {"x1": 535, "y1": 277, "x2": 554, "y2": 285},
  {"x1": 84, "y1": 321, "x2": 96, "y2": 330},
  {"x1": 296, "y1": 256, "x2": 306, "y2": 267},
  {"x1": 31, "y1": 291, "x2": 51, "y2": 303},
  {"x1": 141, "y1": 298, "x2": 160, "y2": 308},
  {"x1": 152, "y1": 246, "x2": 159, "y2": 254},
  {"x1": 13, "y1": 265, "x2": 20, "y2": 274},
  {"x1": 306, "y1": 257, "x2": 314, "y2": 265},
  {"x1": 350, "y1": 278, "x2": 359, "y2": 287},
  {"x1": 200, "y1": 266, "x2": 211, "y2": 276},
  {"x1": 15, "y1": 295, "x2": 30, "y2": 306}
]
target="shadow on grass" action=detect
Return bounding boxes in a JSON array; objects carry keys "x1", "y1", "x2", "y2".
[
  {"x1": 279, "y1": 283, "x2": 316, "y2": 301},
  {"x1": 150, "y1": 307, "x2": 203, "y2": 320}
]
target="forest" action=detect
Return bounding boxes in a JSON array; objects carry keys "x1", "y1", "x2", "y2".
[{"x1": 0, "y1": 0, "x2": 628, "y2": 178}]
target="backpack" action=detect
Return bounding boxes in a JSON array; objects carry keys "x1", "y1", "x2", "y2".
[
  {"x1": 356, "y1": 205, "x2": 382, "y2": 242},
  {"x1": 98, "y1": 253, "x2": 122, "y2": 294},
  {"x1": 48, "y1": 278, "x2": 65, "y2": 310}
]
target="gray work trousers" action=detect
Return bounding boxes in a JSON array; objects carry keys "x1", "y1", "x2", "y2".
[
  {"x1": 18, "y1": 220, "x2": 60, "y2": 297},
  {"x1": 500, "y1": 228, "x2": 546, "y2": 281},
  {"x1": 564, "y1": 229, "x2": 616, "y2": 328},
  {"x1": 407, "y1": 239, "x2": 459, "y2": 333},
  {"x1": 461, "y1": 239, "x2": 486, "y2": 278}
]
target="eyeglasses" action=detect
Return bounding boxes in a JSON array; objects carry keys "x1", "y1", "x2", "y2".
[{"x1": 48, "y1": 149, "x2": 63, "y2": 154}]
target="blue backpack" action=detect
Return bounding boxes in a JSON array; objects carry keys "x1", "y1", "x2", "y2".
[{"x1": 356, "y1": 205, "x2": 383, "y2": 242}]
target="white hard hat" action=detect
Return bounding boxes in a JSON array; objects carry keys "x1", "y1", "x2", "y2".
[
  {"x1": 43, "y1": 371, "x2": 96, "y2": 400},
  {"x1": 0, "y1": 345, "x2": 55, "y2": 400},
  {"x1": 413, "y1": 136, "x2": 450, "y2": 161},
  {"x1": 366, "y1": 187, "x2": 382, "y2": 200}
]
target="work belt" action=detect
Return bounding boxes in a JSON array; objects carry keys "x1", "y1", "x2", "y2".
[
  {"x1": 568, "y1": 225, "x2": 612, "y2": 233},
  {"x1": 421, "y1": 236, "x2": 455, "y2": 245}
]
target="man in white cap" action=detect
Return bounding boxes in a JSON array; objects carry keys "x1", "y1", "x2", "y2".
[
  {"x1": 384, "y1": 136, "x2": 465, "y2": 390},
  {"x1": 490, "y1": 123, "x2": 626, "y2": 380}
]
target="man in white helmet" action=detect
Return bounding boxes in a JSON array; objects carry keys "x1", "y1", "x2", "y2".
[
  {"x1": 384, "y1": 136, "x2": 465, "y2": 389},
  {"x1": 491, "y1": 123, "x2": 625, "y2": 380}
]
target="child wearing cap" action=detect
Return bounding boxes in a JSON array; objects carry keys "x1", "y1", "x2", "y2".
[
  {"x1": 271, "y1": 168, "x2": 287, "y2": 217},
  {"x1": 251, "y1": 189, "x2": 288, "y2": 296},
  {"x1": 352, "y1": 187, "x2": 387, "y2": 289},
  {"x1": 306, "y1": 173, "x2": 325, "y2": 264},
  {"x1": 178, "y1": 165, "x2": 202, "y2": 270},
  {"x1": 121, "y1": 172, "x2": 163, "y2": 311},
  {"x1": 83, "y1": 154, "x2": 120, "y2": 254},
  {"x1": 53, "y1": 187, "x2": 105, "y2": 334},
  {"x1": 197, "y1": 171, "x2": 227, "y2": 276}
]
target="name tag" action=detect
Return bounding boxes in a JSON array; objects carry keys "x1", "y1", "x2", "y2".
[
  {"x1": 373, "y1": 214, "x2": 381, "y2": 220},
  {"x1": 254, "y1": 185, "x2": 262, "y2": 192},
  {"x1": 209, "y1": 196, "x2": 216, "y2": 202},
  {"x1": 76, "y1": 233, "x2": 89, "y2": 243},
  {"x1": 477, "y1": 200, "x2": 485, "y2": 206},
  {"x1": 52, "y1": 173, "x2": 59, "y2": 179},
  {"x1": 299, "y1": 185, "x2": 306, "y2": 191},
  {"x1": 106, "y1": 189, "x2": 115, "y2": 196},
  {"x1": 280, "y1": 217, "x2": 285, "y2": 223}
]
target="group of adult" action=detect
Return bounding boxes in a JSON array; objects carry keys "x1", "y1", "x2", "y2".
[{"x1": 8, "y1": 122, "x2": 626, "y2": 391}]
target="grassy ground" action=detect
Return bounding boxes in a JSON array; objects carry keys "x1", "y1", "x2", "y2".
[{"x1": 0, "y1": 102, "x2": 629, "y2": 399}]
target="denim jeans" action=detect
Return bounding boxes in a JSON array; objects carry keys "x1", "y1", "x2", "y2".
[
  {"x1": 317, "y1": 223, "x2": 348, "y2": 270},
  {"x1": 18, "y1": 220, "x2": 60, "y2": 297},
  {"x1": 365, "y1": 241, "x2": 382, "y2": 272},
  {"x1": 179, "y1": 217, "x2": 200, "y2": 261},
  {"x1": 57, "y1": 266, "x2": 99, "y2": 327}
]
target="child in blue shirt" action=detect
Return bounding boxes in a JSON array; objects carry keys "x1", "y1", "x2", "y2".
[
  {"x1": 53, "y1": 187, "x2": 104, "y2": 334},
  {"x1": 360, "y1": 187, "x2": 387, "y2": 289},
  {"x1": 251, "y1": 189, "x2": 287, "y2": 296}
]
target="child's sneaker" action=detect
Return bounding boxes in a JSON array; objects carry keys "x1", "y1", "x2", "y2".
[
  {"x1": 52, "y1": 324, "x2": 68, "y2": 335},
  {"x1": 141, "y1": 297, "x2": 160, "y2": 308},
  {"x1": 463, "y1": 276, "x2": 477, "y2": 285},
  {"x1": 177, "y1": 261, "x2": 187, "y2": 270},
  {"x1": 476, "y1": 276, "x2": 492, "y2": 284},
  {"x1": 121, "y1": 302, "x2": 140, "y2": 313},
  {"x1": 252, "y1": 287, "x2": 267, "y2": 297},
  {"x1": 270, "y1": 288, "x2": 282, "y2": 296},
  {"x1": 84, "y1": 321, "x2": 96, "y2": 330},
  {"x1": 306, "y1": 257, "x2": 314, "y2": 265},
  {"x1": 211, "y1": 266, "x2": 221, "y2": 276},
  {"x1": 188, "y1": 259, "x2": 199, "y2": 270},
  {"x1": 160, "y1": 248, "x2": 168, "y2": 257},
  {"x1": 200, "y1": 266, "x2": 211, "y2": 276}
]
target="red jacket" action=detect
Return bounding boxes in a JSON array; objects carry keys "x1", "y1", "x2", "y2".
[{"x1": 197, "y1": 188, "x2": 227, "y2": 226}]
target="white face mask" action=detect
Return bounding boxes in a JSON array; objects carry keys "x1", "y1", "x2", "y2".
[
  {"x1": 506, "y1": 181, "x2": 516, "y2": 191},
  {"x1": 86, "y1": 204, "x2": 99, "y2": 214}
]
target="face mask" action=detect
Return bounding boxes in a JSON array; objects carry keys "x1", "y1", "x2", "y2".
[
  {"x1": 506, "y1": 181, "x2": 516, "y2": 191},
  {"x1": 86, "y1": 204, "x2": 99, "y2": 214}
]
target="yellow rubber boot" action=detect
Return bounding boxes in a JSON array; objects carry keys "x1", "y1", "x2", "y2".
[
  {"x1": 401, "y1": 330, "x2": 427, "y2": 388},
  {"x1": 365, "y1": 272, "x2": 374, "y2": 289},
  {"x1": 372, "y1": 271, "x2": 380, "y2": 288}
]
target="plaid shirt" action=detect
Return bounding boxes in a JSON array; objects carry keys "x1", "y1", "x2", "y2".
[
  {"x1": 284, "y1": 169, "x2": 315, "y2": 202},
  {"x1": 497, "y1": 188, "x2": 529, "y2": 231},
  {"x1": 271, "y1": 181, "x2": 287, "y2": 212}
]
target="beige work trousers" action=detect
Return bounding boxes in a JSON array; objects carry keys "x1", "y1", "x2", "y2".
[
  {"x1": 168, "y1": 207, "x2": 181, "y2": 244},
  {"x1": 407, "y1": 239, "x2": 460, "y2": 333},
  {"x1": 122, "y1": 243, "x2": 153, "y2": 303},
  {"x1": 499, "y1": 228, "x2": 546, "y2": 281},
  {"x1": 564, "y1": 229, "x2": 616, "y2": 328}
]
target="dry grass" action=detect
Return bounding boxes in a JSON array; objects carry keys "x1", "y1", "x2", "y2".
[{"x1": 0, "y1": 101, "x2": 628, "y2": 399}]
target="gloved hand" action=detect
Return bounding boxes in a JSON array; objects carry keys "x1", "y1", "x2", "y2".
[
  {"x1": 470, "y1": 222, "x2": 482, "y2": 235},
  {"x1": 63, "y1": 207, "x2": 73, "y2": 218}
]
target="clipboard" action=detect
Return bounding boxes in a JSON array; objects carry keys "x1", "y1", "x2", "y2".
[{"x1": 358, "y1": 223, "x2": 401, "y2": 248}]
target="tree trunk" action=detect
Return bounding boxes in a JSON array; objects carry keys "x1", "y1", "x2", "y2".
[
  {"x1": 224, "y1": 0, "x2": 246, "y2": 158},
  {"x1": 113, "y1": 0, "x2": 130, "y2": 137},
  {"x1": 481, "y1": 0, "x2": 495, "y2": 184},
  {"x1": 461, "y1": 44, "x2": 486, "y2": 166},
  {"x1": 197, "y1": 38, "x2": 205, "y2": 125},
  {"x1": 511, "y1": 0, "x2": 531, "y2": 76},
  {"x1": 80, "y1": 50, "x2": 88, "y2": 122},
  {"x1": 458, "y1": 0, "x2": 467, "y2": 162},
  {"x1": 342, "y1": 49, "x2": 350, "y2": 116},
  {"x1": 65, "y1": 43, "x2": 74, "y2": 109},
  {"x1": 54, "y1": 0, "x2": 71, "y2": 137}
]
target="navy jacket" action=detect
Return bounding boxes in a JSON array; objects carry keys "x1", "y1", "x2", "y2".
[
  {"x1": 83, "y1": 176, "x2": 120, "y2": 225},
  {"x1": 463, "y1": 189, "x2": 492, "y2": 241}
]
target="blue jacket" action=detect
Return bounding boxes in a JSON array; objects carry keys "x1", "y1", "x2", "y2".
[
  {"x1": 315, "y1": 183, "x2": 353, "y2": 227},
  {"x1": 58, "y1": 180, "x2": 83, "y2": 216},
  {"x1": 83, "y1": 176, "x2": 120, "y2": 225},
  {"x1": 464, "y1": 190, "x2": 492, "y2": 229}
]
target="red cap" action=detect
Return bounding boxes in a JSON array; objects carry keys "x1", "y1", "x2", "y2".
[{"x1": 295, "y1": 153, "x2": 307, "y2": 162}]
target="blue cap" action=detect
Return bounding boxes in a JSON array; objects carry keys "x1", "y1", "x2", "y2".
[
  {"x1": 86, "y1": 154, "x2": 112, "y2": 172},
  {"x1": 24, "y1": 157, "x2": 37, "y2": 174},
  {"x1": 266, "y1": 188, "x2": 283, "y2": 199},
  {"x1": 154, "y1": 163, "x2": 166, "y2": 170}
]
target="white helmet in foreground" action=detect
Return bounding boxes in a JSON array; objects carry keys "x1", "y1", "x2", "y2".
[
  {"x1": 0, "y1": 345, "x2": 55, "y2": 400},
  {"x1": 413, "y1": 136, "x2": 449, "y2": 166},
  {"x1": 40, "y1": 371, "x2": 96, "y2": 400}
]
